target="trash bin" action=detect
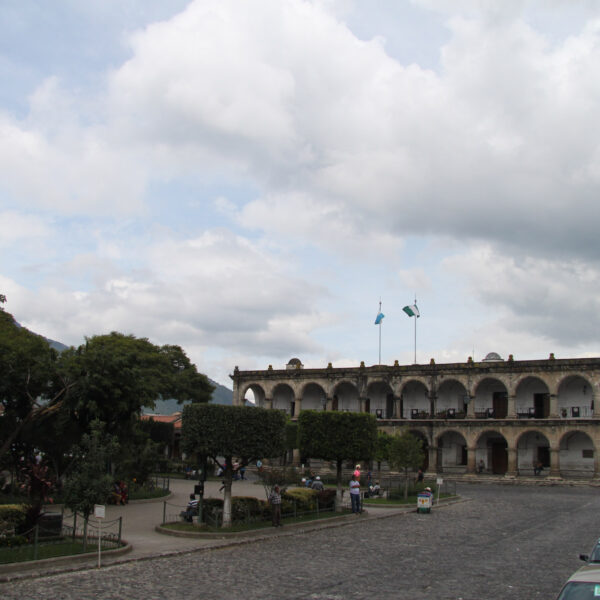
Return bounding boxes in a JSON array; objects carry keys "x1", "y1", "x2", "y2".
[{"x1": 417, "y1": 493, "x2": 432, "y2": 514}]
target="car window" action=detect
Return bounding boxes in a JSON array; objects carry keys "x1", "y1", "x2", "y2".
[
  {"x1": 590, "y1": 547, "x2": 600, "y2": 563},
  {"x1": 557, "y1": 582, "x2": 600, "y2": 599}
]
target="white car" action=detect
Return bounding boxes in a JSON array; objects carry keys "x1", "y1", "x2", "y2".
[{"x1": 556, "y1": 565, "x2": 600, "y2": 599}]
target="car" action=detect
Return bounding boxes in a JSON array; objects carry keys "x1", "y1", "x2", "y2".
[
  {"x1": 580, "y1": 539, "x2": 600, "y2": 565},
  {"x1": 555, "y1": 565, "x2": 600, "y2": 599}
]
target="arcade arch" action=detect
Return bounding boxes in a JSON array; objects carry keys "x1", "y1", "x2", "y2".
[
  {"x1": 367, "y1": 381, "x2": 394, "y2": 418},
  {"x1": 437, "y1": 430, "x2": 467, "y2": 473},
  {"x1": 332, "y1": 381, "x2": 359, "y2": 412},
  {"x1": 301, "y1": 383, "x2": 327, "y2": 411},
  {"x1": 243, "y1": 384, "x2": 266, "y2": 407},
  {"x1": 476, "y1": 431, "x2": 508, "y2": 474},
  {"x1": 473, "y1": 379, "x2": 508, "y2": 418},
  {"x1": 402, "y1": 380, "x2": 429, "y2": 418},
  {"x1": 272, "y1": 383, "x2": 295, "y2": 416},
  {"x1": 515, "y1": 377, "x2": 550, "y2": 419},
  {"x1": 516, "y1": 430, "x2": 550, "y2": 475},
  {"x1": 558, "y1": 375, "x2": 593, "y2": 418},
  {"x1": 559, "y1": 431, "x2": 595, "y2": 478},
  {"x1": 436, "y1": 380, "x2": 468, "y2": 417}
]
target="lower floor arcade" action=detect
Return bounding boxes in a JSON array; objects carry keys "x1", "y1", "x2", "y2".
[{"x1": 385, "y1": 424, "x2": 599, "y2": 478}]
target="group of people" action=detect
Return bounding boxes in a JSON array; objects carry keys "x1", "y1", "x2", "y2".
[
  {"x1": 301, "y1": 475, "x2": 324, "y2": 490},
  {"x1": 111, "y1": 480, "x2": 128, "y2": 505}
]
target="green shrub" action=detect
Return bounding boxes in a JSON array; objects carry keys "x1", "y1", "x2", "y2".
[
  {"x1": 316, "y1": 489, "x2": 336, "y2": 509},
  {"x1": 0, "y1": 504, "x2": 28, "y2": 536},
  {"x1": 0, "y1": 534, "x2": 27, "y2": 548},
  {"x1": 284, "y1": 488, "x2": 317, "y2": 511}
]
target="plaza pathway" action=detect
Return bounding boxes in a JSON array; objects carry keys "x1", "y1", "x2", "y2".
[{"x1": 1, "y1": 482, "x2": 598, "y2": 599}]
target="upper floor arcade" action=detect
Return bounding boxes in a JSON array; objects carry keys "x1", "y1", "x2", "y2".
[{"x1": 230, "y1": 353, "x2": 600, "y2": 422}]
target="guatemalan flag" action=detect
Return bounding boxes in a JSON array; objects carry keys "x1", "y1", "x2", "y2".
[
  {"x1": 374, "y1": 311, "x2": 385, "y2": 325},
  {"x1": 403, "y1": 304, "x2": 420, "y2": 318}
]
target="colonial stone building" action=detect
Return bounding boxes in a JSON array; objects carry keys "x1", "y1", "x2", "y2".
[{"x1": 230, "y1": 353, "x2": 600, "y2": 479}]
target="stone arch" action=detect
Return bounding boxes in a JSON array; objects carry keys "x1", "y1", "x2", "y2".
[
  {"x1": 300, "y1": 382, "x2": 327, "y2": 411},
  {"x1": 476, "y1": 430, "x2": 509, "y2": 475},
  {"x1": 559, "y1": 430, "x2": 595, "y2": 478},
  {"x1": 557, "y1": 375, "x2": 594, "y2": 419},
  {"x1": 436, "y1": 379, "x2": 469, "y2": 417},
  {"x1": 272, "y1": 383, "x2": 295, "y2": 416},
  {"x1": 473, "y1": 378, "x2": 508, "y2": 418},
  {"x1": 516, "y1": 430, "x2": 551, "y2": 475},
  {"x1": 366, "y1": 380, "x2": 394, "y2": 419},
  {"x1": 515, "y1": 376, "x2": 550, "y2": 418},
  {"x1": 332, "y1": 381, "x2": 360, "y2": 412},
  {"x1": 436, "y1": 430, "x2": 467, "y2": 473},
  {"x1": 241, "y1": 383, "x2": 266, "y2": 407},
  {"x1": 401, "y1": 380, "x2": 430, "y2": 419}
]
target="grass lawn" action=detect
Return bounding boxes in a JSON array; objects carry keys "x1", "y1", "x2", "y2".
[
  {"x1": 128, "y1": 487, "x2": 170, "y2": 500},
  {"x1": 0, "y1": 539, "x2": 114, "y2": 564},
  {"x1": 162, "y1": 508, "x2": 351, "y2": 533}
]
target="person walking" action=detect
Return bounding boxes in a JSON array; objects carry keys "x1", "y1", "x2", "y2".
[
  {"x1": 269, "y1": 484, "x2": 282, "y2": 527},
  {"x1": 349, "y1": 475, "x2": 361, "y2": 514}
]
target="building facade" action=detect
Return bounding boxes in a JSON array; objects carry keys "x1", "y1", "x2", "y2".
[{"x1": 230, "y1": 353, "x2": 600, "y2": 479}]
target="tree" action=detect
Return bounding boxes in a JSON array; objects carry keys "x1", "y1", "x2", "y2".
[
  {"x1": 297, "y1": 411, "x2": 378, "y2": 510},
  {"x1": 63, "y1": 421, "x2": 119, "y2": 521},
  {"x1": 387, "y1": 432, "x2": 425, "y2": 499},
  {"x1": 0, "y1": 309, "x2": 67, "y2": 462},
  {"x1": 374, "y1": 430, "x2": 393, "y2": 477},
  {"x1": 181, "y1": 404, "x2": 286, "y2": 527},
  {"x1": 60, "y1": 332, "x2": 213, "y2": 440}
]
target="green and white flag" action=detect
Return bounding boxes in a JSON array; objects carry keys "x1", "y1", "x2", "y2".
[{"x1": 403, "y1": 304, "x2": 420, "y2": 318}]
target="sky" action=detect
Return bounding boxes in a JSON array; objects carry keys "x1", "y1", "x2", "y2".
[{"x1": 2, "y1": 0, "x2": 600, "y2": 389}]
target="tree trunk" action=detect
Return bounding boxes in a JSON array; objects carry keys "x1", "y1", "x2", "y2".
[
  {"x1": 221, "y1": 457, "x2": 233, "y2": 528},
  {"x1": 404, "y1": 468, "x2": 409, "y2": 499},
  {"x1": 336, "y1": 459, "x2": 343, "y2": 512}
]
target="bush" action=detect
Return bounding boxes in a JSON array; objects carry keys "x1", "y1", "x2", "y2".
[
  {"x1": 283, "y1": 488, "x2": 318, "y2": 512},
  {"x1": 0, "y1": 534, "x2": 27, "y2": 548},
  {"x1": 0, "y1": 504, "x2": 28, "y2": 536},
  {"x1": 199, "y1": 497, "x2": 270, "y2": 525},
  {"x1": 316, "y1": 489, "x2": 336, "y2": 509}
]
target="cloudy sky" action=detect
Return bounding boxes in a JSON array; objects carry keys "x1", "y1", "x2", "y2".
[{"x1": 2, "y1": 0, "x2": 600, "y2": 388}]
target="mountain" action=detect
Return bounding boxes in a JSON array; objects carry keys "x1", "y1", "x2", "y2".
[{"x1": 146, "y1": 379, "x2": 235, "y2": 415}]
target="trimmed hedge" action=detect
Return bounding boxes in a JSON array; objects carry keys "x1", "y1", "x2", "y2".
[{"x1": 0, "y1": 504, "x2": 28, "y2": 533}]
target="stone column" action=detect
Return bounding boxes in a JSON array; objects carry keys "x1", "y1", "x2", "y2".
[
  {"x1": 594, "y1": 450, "x2": 600, "y2": 479},
  {"x1": 467, "y1": 396, "x2": 475, "y2": 418},
  {"x1": 427, "y1": 446, "x2": 437, "y2": 474},
  {"x1": 429, "y1": 395, "x2": 436, "y2": 418},
  {"x1": 466, "y1": 446, "x2": 477, "y2": 474},
  {"x1": 292, "y1": 448, "x2": 301, "y2": 466},
  {"x1": 506, "y1": 448, "x2": 517, "y2": 477},
  {"x1": 549, "y1": 447, "x2": 560, "y2": 477},
  {"x1": 549, "y1": 394, "x2": 559, "y2": 418},
  {"x1": 593, "y1": 392, "x2": 600, "y2": 418},
  {"x1": 394, "y1": 396, "x2": 403, "y2": 419},
  {"x1": 326, "y1": 397, "x2": 333, "y2": 411},
  {"x1": 507, "y1": 394, "x2": 517, "y2": 419},
  {"x1": 295, "y1": 397, "x2": 302, "y2": 415},
  {"x1": 265, "y1": 398, "x2": 273, "y2": 410},
  {"x1": 360, "y1": 397, "x2": 367, "y2": 413}
]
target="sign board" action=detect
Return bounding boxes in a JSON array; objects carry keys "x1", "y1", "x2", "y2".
[
  {"x1": 94, "y1": 504, "x2": 105, "y2": 519},
  {"x1": 436, "y1": 478, "x2": 443, "y2": 485}
]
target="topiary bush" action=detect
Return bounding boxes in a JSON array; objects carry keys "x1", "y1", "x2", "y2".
[
  {"x1": 283, "y1": 488, "x2": 318, "y2": 512},
  {"x1": 0, "y1": 504, "x2": 28, "y2": 536}
]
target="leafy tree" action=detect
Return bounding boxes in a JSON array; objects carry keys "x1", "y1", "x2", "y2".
[
  {"x1": 60, "y1": 332, "x2": 213, "y2": 440},
  {"x1": 297, "y1": 411, "x2": 378, "y2": 510},
  {"x1": 182, "y1": 404, "x2": 286, "y2": 527},
  {"x1": 374, "y1": 430, "x2": 393, "y2": 477},
  {"x1": 388, "y1": 432, "x2": 425, "y2": 499},
  {"x1": 0, "y1": 309, "x2": 68, "y2": 462},
  {"x1": 63, "y1": 421, "x2": 119, "y2": 521}
]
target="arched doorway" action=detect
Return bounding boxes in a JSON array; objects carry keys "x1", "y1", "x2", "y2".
[
  {"x1": 402, "y1": 381, "x2": 430, "y2": 418},
  {"x1": 272, "y1": 383, "x2": 295, "y2": 416},
  {"x1": 332, "y1": 382, "x2": 360, "y2": 412},
  {"x1": 301, "y1": 383, "x2": 327, "y2": 411},
  {"x1": 517, "y1": 430, "x2": 550, "y2": 475},
  {"x1": 477, "y1": 431, "x2": 508, "y2": 474},
  {"x1": 560, "y1": 431, "x2": 595, "y2": 478},
  {"x1": 473, "y1": 379, "x2": 508, "y2": 418},
  {"x1": 516, "y1": 377, "x2": 550, "y2": 419},
  {"x1": 437, "y1": 431, "x2": 468, "y2": 473},
  {"x1": 558, "y1": 376, "x2": 593, "y2": 418}
]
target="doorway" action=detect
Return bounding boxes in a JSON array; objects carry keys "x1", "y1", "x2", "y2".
[
  {"x1": 493, "y1": 391, "x2": 508, "y2": 418},
  {"x1": 534, "y1": 393, "x2": 550, "y2": 418},
  {"x1": 491, "y1": 441, "x2": 508, "y2": 474}
]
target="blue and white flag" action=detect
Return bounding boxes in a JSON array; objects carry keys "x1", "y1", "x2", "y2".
[
  {"x1": 374, "y1": 312, "x2": 385, "y2": 325},
  {"x1": 403, "y1": 304, "x2": 420, "y2": 318}
]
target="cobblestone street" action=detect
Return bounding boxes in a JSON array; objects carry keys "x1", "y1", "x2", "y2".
[{"x1": 2, "y1": 483, "x2": 598, "y2": 600}]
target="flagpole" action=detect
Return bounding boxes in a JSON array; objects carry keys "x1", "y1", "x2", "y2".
[
  {"x1": 378, "y1": 299, "x2": 382, "y2": 365},
  {"x1": 413, "y1": 295, "x2": 417, "y2": 364}
]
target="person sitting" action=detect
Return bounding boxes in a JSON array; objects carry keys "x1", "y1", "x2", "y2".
[
  {"x1": 311, "y1": 476, "x2": 324, "y2": 491},
  {"x1": 368, "y1": 481, "x2": 381, "y2": 497},
  {"x1": 477, "y1": 459, "x2": 485, "y2": 473},
  {"x1": 534, "y1": 461, "x2": 544, "y2": 475},
  {"x1": 183, "y1": 493, "x2": 199, "y2": 522}
]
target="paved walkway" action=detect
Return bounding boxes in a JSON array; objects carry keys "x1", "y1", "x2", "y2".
[{"x1": 0, "y1": 475, "x2": 412, "y2": 581}]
